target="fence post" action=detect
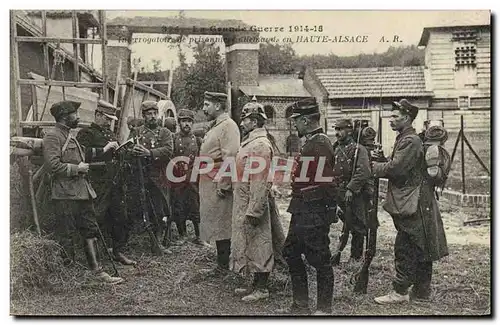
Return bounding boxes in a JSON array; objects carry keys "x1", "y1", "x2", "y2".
[{"x1": 461, "y1": 115, "x2": 466, "y2": 194}]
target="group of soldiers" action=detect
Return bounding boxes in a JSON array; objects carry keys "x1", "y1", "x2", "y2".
[{"x1": 42, "y1": 90, "x2": 448, "y2": 314}]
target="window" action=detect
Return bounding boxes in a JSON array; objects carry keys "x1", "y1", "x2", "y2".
[
  {"x1": 458, "y1": 96, "x2": 469, "y2": 110},
  {"x1": 453, "y1": 30, "x2": 478, "y2": 89},
  {"x1": 264, "y1": 105, "x2": 275, "y2": 125}
]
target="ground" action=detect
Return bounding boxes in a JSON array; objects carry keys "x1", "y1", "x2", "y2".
[{"x1": 10, "y1": 198, "x2": 491, "y2": 316}]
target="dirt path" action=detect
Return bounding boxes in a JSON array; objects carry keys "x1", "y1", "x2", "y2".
[{"x1": 11, "y1": 199, "x2": 491, "y2": 316}]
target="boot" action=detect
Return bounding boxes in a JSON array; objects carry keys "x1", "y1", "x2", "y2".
[
  {"x1": 242, "y1": 289, "x2": 270, "y2": 302},
  {"x1": 94, "y1": 270, "x2": 124, "y2": 284},
  {"x1": 113, "y1": 251, "x2": 137, "y2": 266},
  {"x1": 316, "y1": 266, "x2": 334, "y2": 314},
  {"x1": 289, "y1": 273, "x2": 310, "y2": 313},
  {"x1": 84, "y1": 238, "x2": 100, "y2": 271},
  {"x1": 374, "y1": 291, "x2": 410, "y2": 305},
  {"x1": 192, "y1": 222, "x2": 203, "y2": 245}
]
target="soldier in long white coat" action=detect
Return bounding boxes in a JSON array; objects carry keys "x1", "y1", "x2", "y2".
[
  {"x1": 231, "y1": 102, "x2": 274, "y2": 302},
  {"x1": 199, "y1": 91, "x2": 240, "y2": 275}
]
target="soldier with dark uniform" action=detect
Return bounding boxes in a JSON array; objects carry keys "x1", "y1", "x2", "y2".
[
  {"x1": 128, "y1": 100, "x2": 174, "y2": 254},
  {"x1": 331, "y1": 118, "x2": 372, "y2": 264},
  {"x1": 170, "y1": 108, "x2": 203, "y2": 245},
  {"x1": 43, "y1": 100, "x2": 123, "y2": 283},
  {"x1": 281, "y1": 97, "x2": 337, "y2": 315},
  {"x1": 372, "y1": 99, "x2": 448, "y2": 304},
  {"x1": 76, "y1": 100, "x2": 136, "y2": 265}
]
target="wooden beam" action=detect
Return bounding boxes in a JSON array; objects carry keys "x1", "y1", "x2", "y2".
[
  {"x1": 99, "y1": 10, "x2": 108, "y2": 101},
  {"x1": 117, "y1": 83, "x2": 134, "y2": 144},
  {"x1": 17, "y1": 79, "x2": 103, "y2": 88},
  {"x1": 31, "y1": 84, "x2": 38, "y2": 121},
  {"x1": 20, "y1": 121, "x2": 91, "y2": 128},
  {"x1": 124, "y1": 78, "x2": 167, "y2": 99},
  {"x1": 15, "y1": 36, "x2": 102, "y2": 44},
  {"x1": 167, "y1": 60, "x2": 173, "y2": 98},
  {"x1": 72, "y1": 11, "x2": 80, "y2": 82},
  {"x1": 41, "y1": 11, "x2": 50, "y2": 78},
  {"x1": 113, "y1": 59, "x2": 122, "y2": 107},
  {"x1": 131, "y1": 81, "x2": 171, "y2": 85},
  {"x1": 11, "y1": 10, "x2": 22, "y2": 136}
]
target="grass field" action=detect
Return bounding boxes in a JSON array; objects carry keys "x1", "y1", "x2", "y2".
[{"x1": 10, "y1": 198, "x2": 491, "y2": 316}]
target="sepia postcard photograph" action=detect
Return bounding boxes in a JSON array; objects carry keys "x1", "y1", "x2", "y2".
[{"x1": 7, "y1": 8, "x2": 491, "y2": 317}]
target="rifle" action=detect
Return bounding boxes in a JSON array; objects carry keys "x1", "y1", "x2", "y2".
[
  {"x1": 133, "y1": 134, "x2": 165, "y2": 256},
  {"x1": 351, "y1": 92, "x2": 382, "y2": 293},
  {"x1": 331, "y1": 113, "x2": 363, "y2": 266}
]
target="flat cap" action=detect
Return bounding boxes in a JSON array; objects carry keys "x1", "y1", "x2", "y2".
[
  {"x1": 334, "y1": 118, "x2": 353, "y2": 129},
  {"x1": 204, "y1": 91, "x2": 227, "y2": 103},
  {"x1": 389, "y1": 99, "x2": 419, "y2": 120},
  {"x1": 177, "y1": 109, "x2": 195, "y2": 121},
  {"x1": 241, "y1": 102, "x2": 267, "y2": 120},
  {"x1": 50, "y1": 100, "x2": 81, "y2": 120},
  {"x1": 96, "y1": 99, "x2": 118, "y2": 120},
  {"x1": 141, "y1": 101, "x2": 159, "y2": 112},
  {"x1": 288, "y1": 97, "x2": 319, "y2": 118}
]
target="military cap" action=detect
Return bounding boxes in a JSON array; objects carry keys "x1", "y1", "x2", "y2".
[
  {"x1": 204, "y1": 91, "x2": 227, "y2": 103},
  {"x1": 390, "y1": 99, "x2": 419, "y2": 120},
  {"x1": 50, "y1": 100, "x2": 81, "y2": 120},
  {"x1": 361, "y1": 126, "x2": 377, "y2": 141},
  {"x1": 177, "y1": 109, "x2": 195, "y2": 121},
  {"x1": 334, "y1": 118, "x2": 353, "y2": 129},
  {"x1": 288, "y1": 97, "x2": 319, "y2": 118},
  {"x1": 96, "y1": 99, "x2": 118, "y2": 121},
  {"x1": 141, "y1": 100, "x2": 159, "y2": 113},
  {"x1": 241, "y1": 102, "x2": 267, "y2": 120},
  {"x1": 164, "y1": 117, "x2": 177, "y2": 132}
]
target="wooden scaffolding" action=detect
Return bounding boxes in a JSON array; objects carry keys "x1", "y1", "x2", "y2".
[{"x1": 10, "y1": 10, "x2": 109, "y2": 136}]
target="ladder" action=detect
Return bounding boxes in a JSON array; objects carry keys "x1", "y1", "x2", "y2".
[{"x1": 10, "y1": 10, "x2": 109, "y2": 136}]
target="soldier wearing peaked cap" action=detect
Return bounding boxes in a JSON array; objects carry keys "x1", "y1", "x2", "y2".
[
  {"x1": 372, "y1": 99, "x2": 448, "y2": 305},
  {"x1": 43, "y1": 100, "x2": 124, "y2": 284},
  {"x1": 280, "y1": 97, "x2": 337, "y2": 315},
  {"x1": 330, "y1": 118, "x2": 372, "y2": 266},
  {"x1": 127, "y1": 100, "x2": 174, "y2": 255},
  {"x1": 199, "y1": 90, "x2": 240, "y2": 276},
  {"x1": 76, "y1": 99, "x2": 136, "y2": 266},
  {"x1": 169, "y1": 108, "x2": 203, "y2": 245}
]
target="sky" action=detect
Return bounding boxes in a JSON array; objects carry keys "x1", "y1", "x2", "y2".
[{"x1": 95, "y1": 10, "x2": 490, "y2": 72}]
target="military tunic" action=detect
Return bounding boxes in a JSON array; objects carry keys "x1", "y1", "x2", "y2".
[
  {"x1": 332, "y1": 137, "x2": 371, "y2": 235},
  {"x1": 127, "y1": 124, "x2": 173, "y2": 232},
  {"x1": 77, "y1": 123, "x2": 132, "y2": 254},
  {"x1": 43, "y1": 123, "x2": 100, "y2": 261},
  {"x1": 283, "y1": 127, "x2": 336, "y2": 312},
  {"x1": 171, "y1": 131, "x2": 202, "y2": 224}
]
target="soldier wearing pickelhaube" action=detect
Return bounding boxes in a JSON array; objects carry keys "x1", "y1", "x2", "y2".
[
  {"x1": 43, "y1": 100, "x2": 123, "y2": 284},
  {"x1": 128, "y1": 100, "x2": 174, "y2": 254},
  {"x1": 280, "y1": 97, "x2": 337, "y2": 315},
  {"x1": 230, "y1": 101, "x2": 276, "y2": 303},
  {"x1": 170, "y1": 108, "x2": 203, "y2": 245},
  {"x1": 330, "y1": 118, "x2": 372, "y2": 265},
  {"x1": 77, "y1": 100, "x2": 136, "y2": 265}
]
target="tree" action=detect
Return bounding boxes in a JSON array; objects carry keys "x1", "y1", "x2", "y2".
[
  {"x1": 259, "y1": 42, "x2": 297, "y2": 74},
  {"x1": 171, "y1": 41, "x2": 225, "y2": 110}
]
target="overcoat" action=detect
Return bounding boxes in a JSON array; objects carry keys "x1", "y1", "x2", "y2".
[
  {"x1": 198, "y1": 113, "x2": 240, "y2": 243},
  {"x1": 372, "y1": 126, "x2": 448, "y2": 261},
  {"x1": 230, "y1": 128, "x2": 274, "y2": 274}
]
